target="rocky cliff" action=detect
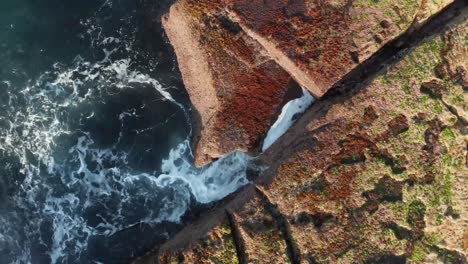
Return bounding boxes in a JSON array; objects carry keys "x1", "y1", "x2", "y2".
[
  {"x1": 163, "y1": 0, "x2": 298, "y2": 167},
  {"x1": 163, "y1": 0, "x2": 456, "y2": 167},
  {"x1": 136, "y1": 0, "x2": 467, "y2": 263}
]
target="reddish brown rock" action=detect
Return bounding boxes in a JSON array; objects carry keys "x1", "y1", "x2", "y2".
[
  {"x1": 229, "y1": 0, "x2": 454, "y2": 97},
  {"x1": 421, "y1": 79, "x2": 445, "y2": 98},
  {"x1": 136, "y1": 5, "x2": 466, "y2": 264},
  {"x1": 259, "y1": 18, "x2": 467, "y2": 263},
  {"x1": 163, "y1": 0, "x2": 296, "y2": 166},
  {"x1": 163, "y1": 0, "x2": 455, "y2": 167}
]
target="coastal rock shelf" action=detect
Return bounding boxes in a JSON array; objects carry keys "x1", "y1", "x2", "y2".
[
  {"x1": 163, "y1": 0, "x2": 455, "y2": 167},
  {"x1": 230, "y1": 0, "x2": 454, "y2": 96},
  {"x1": 163, "y1": 0, "x2": 298, "y2": 167},
  {"x1": 137, "y1": 10, "x2": 467, "y2": 262}
]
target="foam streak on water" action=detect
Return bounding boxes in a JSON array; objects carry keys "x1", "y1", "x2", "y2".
[
  {"x1": 0, "y1": 2, "x2": 250, "y2": 263},
  {"x1": 0, "y1": 53, "x2": 250, "y2": 263}
]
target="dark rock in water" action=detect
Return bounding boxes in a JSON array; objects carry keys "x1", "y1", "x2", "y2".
[
  {"x1": 0, "y1": 82, "x2": 10, "y2": 107},
  {"x1": 87, "y1": 221, "x2": 182, "y2": 263}
]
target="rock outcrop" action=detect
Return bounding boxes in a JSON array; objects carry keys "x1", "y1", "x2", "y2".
[
  {"x1": 163, "y1": 0, "x2": 298, "y2": 167},
  {"x1": 229, "y1": 0, "x2": 451, "y2": 96},
  {"x1": 163, "y1": 0, "x2": 455, "y2": 167},
  {"x1": 259, "y1": 16, "x2": 467, "y2": 261},
  {"x1": 137, "y1": 2, "x2": 467, "y2": 263}
]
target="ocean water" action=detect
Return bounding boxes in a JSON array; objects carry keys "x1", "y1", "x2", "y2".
[{"x1": 0, "y1": 1, "x2": 250, "y2": 263}]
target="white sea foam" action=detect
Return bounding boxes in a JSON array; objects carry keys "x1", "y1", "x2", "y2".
[
  {"x1": 262, "y1": 89, "x2": 315, "y2": 151},
  {"x1": 42, "y1": 62, "x2": 249, "y2": 261},
  {"x1": 0, "y1": 2, "x2": 252, "y2": 262},
  {"x1": 158, "y1": 141, "x2": 250, "y2": 204}
]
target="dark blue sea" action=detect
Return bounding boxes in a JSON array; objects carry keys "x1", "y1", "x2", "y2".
[{"x1": 0, "y1": 1, "x2": 250, "y2": 263}]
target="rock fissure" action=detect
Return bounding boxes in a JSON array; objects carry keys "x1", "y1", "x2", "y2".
[
  {"x1": 255, "y1": 186, "x2": 303, "y2": 264},
  {"x1": 228, "y1": 9, "x2": 323, "y2": 97},
  {"x1": 137, "y1": 1, "x2": 467, "y2": 263},
  {"x1": 325, "y1": 0, "x2": 467, "y2": 99},
  {"x1": 226, "y1": 210, "x2": 248, "y2": 264}
]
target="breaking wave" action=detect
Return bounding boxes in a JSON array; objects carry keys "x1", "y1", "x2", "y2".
[{"x1": 0, "y1": 1, "x2": 250, "y2": 263}]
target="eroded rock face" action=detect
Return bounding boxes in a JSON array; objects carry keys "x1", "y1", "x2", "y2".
[
  {"x1": 258, "y1": 17, "x2": 467, "y2": 263},
  {"x1": 163, "y1": 0, "x2": 297, "y2": 167},
  {"x1": 230, "y1": 0, "x2": 454, "y2": 97},
  {"x1": 138, "y1": 6, "x2": 467, "y2": 263},
  {"x1": 163, "y1": 0, "x2": 454, "y2": 167}
]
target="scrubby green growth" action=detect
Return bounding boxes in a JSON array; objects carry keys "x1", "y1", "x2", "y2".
[
  {"x1": 217, "y1": 227, "x2": 240, "y2": 264},
  {"x1": 264, "y1": 20, "x2": 466, "y2": 264},
  {"x1": 175, "y1": 224, "x2": 240, "y2": 264},
  {"x1": 354, "y1": 0, "x2": 420, "y2": 28},
  {"x1": 407, "y1": 200, "x2": 426, "y2": 229}
]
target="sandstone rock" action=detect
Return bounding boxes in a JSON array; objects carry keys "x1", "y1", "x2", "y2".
[
  {"x1": 163, "y1": 0, "x2": 297, "y2": 166},
  {"x1": 163, "y1": 0, "x2": 454, "y2": 166},
  {"x1": 137, "y1": 10, "x2": 466, "y2": 264},
  {"x1": 135, "y1": 2, "x2": 466, "y2": 263},
  {"x1": 259, "y1": 17, "x2": 467, "y2": 263},
  {"x1": 229, "y1": 0, "x2": 455, "y2": 97}
]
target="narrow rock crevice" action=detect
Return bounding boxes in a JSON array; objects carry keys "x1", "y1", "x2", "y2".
[
  {"x1": 255, "y1": 186, "x2": 303, "y2": 264},
  {"x1": 226, "y1": 210, "x2": 248, "y2": 264},
  {"x1": 324, "y1": 0, "x2": 467, "y2": 100},
  {"x1": 227, "y1": 9, "x2": 323, "y2": 97},
  {"x1": 135, "y1": 2, "x2": 467, "y2": 262}
]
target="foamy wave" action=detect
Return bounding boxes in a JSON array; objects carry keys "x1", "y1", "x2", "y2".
[
  {"x1": 262, "y1": 89, "x2": 314, "y2": 151},
  {"x1": 0, "y1": 15, "x2": 249, "y2": 264}
]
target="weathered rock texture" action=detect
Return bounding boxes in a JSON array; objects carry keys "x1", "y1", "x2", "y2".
[
  {"x1": 163, "y1": 0, "x2": 297, "y2": 167},
  {"x1": 230, "y1": 0, "x2": 454, "y2": 97},
  {"x1": 163, "y1": 0, "x2": 455, "y2": 167},
  {"x1": 260, "y1": 17, "x2": 467, "y2": 261},
  {"x1": 137, "y1": 3, "x2": 467, "y2": 263}
]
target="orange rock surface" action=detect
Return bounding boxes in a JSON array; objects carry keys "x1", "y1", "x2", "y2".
[
  {"x1": 163, "y1": 0, "x2": 455, "y2": 167},
  {"x1": 136, "y1": 3, "x2": 467, "y2": 262}
]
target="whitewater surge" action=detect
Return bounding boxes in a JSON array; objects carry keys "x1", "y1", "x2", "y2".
[
  {"x1": 262, "y1": 89, "x2": 315, "y2": 151},
  {"x1": 0, "y1": 2, "x2": 251, "y2": 263},
  {"x1": 0, "y1": 55, "x2": 250, "y2": 263}
]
